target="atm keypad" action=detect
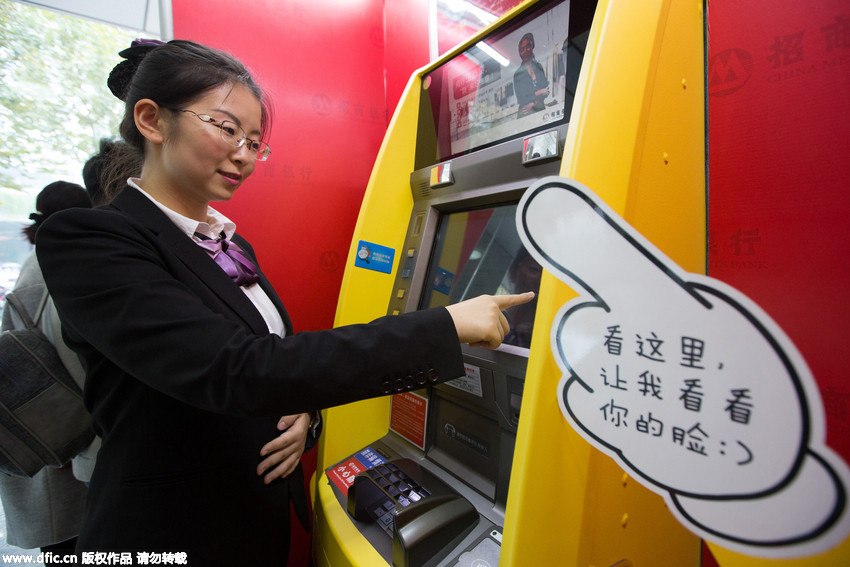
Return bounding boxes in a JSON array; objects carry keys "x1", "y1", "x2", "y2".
[
  {"x1": 350, "y1": 462, "x2": 432, "y2": 536},
  {"x1": 340, "y1": 455, "x2": 484, "y2": 567},
  {"x1": 356, "y1": 462, "x2": 431, "y2": 537}
]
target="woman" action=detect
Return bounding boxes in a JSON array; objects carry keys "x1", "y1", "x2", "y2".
[
  {"x1": 513, "y1": 32, "x2": 550, "y2": 117},
  {"x1": 35, "y1": 40, "x2": 532, "y2": 564}
]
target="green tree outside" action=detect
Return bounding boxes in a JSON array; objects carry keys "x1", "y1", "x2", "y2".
[{"x1": 0, "y1": 0, "x2": 144, "y2": 217}]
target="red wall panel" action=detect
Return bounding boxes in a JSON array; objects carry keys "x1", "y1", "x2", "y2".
[
  {"x1": 385, "y1": 0, "x2": 431, "y2": 118},
  {"x1": 707, "y1": 0, "x2": 850, "y2": 464}
]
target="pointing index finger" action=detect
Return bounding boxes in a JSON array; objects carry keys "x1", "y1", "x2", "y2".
[{"x1": 494, "y1": 291, "x2": 536, "y2": 310}]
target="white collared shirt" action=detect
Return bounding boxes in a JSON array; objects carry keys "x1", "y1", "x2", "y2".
[{"x1": 128, "y1": 178, "x2": 286, "y2": 337}]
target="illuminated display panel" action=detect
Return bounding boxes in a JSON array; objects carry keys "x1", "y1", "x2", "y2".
[
  {"x1": 422, "y1": 0, "x2": 576, "y2": 162},
  {"x1": 419, "y1": 204, "x2": 542, "y2": 350}
]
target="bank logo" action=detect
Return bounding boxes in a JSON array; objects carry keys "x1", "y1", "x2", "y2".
[
  {"x1": 320, "y1": 250, "x2": 340, "y2": 272},
  {"x1": 312, "y1": 94, "x2": 332, "y2": 116},
  {"x1": 708, "y1": 48, "x2": 753, "y2": 97}
]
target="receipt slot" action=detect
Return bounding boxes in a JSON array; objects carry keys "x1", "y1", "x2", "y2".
[{"x1": 314, "y1": 0, "x2": 707, "y2": 566}]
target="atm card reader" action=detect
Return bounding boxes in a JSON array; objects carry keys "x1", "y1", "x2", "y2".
[{"x1": 347, "y1": 459, "x2": 479, "y2": 567}]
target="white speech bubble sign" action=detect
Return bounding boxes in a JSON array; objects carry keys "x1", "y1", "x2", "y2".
[{"x1": 517, "y1": 176, "x2": 850, "y2": 558}]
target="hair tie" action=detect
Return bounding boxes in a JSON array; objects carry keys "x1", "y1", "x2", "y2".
[
  {"x1": 107, "y1": 38, "x2": 166, "y2": 101},
  {"x1": 118, "y1": 38, "x2": 166, "y2": 60},
  {"x1": 29, "y1": 212, "x2": 44, "y2": 224}
]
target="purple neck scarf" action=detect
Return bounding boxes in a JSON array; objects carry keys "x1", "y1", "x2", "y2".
[{"x1": 195, "y1": 233, "x2": 259, "y2": 287}]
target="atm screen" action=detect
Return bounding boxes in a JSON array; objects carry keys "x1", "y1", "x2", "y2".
[
  {"x1": 422, "y1": 0, "x2": 578, "y2": 162},
  {"x1": 419, "y1": 204, "x2": 542, "y2": 350}
]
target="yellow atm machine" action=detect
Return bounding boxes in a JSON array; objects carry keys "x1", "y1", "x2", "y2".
[{"x1": 314, "y1": 0, "x2": 707, "y2": 565}]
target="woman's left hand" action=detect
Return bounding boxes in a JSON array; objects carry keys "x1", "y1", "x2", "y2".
[{"x1": 257, "y1": 413, "x2": 310, "y2": 485}]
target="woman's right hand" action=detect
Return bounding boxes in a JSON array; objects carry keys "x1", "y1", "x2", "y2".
[{"x1": 445, "y1": 292, "x2": 536, "y2": 349}]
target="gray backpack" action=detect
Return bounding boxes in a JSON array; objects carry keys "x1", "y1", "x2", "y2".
[{"x1": 0, "y1": 290, "x2": 94, "y2": 477}]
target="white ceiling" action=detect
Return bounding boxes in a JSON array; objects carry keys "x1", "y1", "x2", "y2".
[{"x1": 15, "y1": 0, "x2": 172, "y2": 38}]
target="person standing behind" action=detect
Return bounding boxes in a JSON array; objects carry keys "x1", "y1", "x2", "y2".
[
  {"x1": 82, "y1": 137, "x2": 142, "y2": 206},
  {"x1": 67, "y1": 139, "x2": 134, "y2": 486},
  {"x1": 0, "y1": 181, "x2": 93, "y2": 560}
]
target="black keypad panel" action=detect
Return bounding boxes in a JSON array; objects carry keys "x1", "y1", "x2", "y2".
[
  {"x1": 348, "y1": 461, "x2": 432, "y2": 536},
  {"x1": 368, "y1": 463, "x2": 432, "y2": 535},
  {"x1": 342, "y1": 455, "x2": 483, "y2": 567}
]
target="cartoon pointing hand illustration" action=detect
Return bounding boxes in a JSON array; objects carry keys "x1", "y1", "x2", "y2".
[{"x1": 516, "y1": 176, "x2": 850, "y2": 558}]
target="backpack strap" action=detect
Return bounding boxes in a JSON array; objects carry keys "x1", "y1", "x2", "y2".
[
  {"x1": 4, "y1": 289, "x2": 46, "y2": 330},
  {"x1": 31, "y1": 289, "x2": 50, "y2": 326}
]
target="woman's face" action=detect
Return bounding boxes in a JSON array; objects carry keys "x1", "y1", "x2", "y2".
[
  {"x1": 160, "y1": 83, "x2": 263, "y2": 209},
  {"x1": 519, "y1": 38, "x2": 534, "y2": 63}
]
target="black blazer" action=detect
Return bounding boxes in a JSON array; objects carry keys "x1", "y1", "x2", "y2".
[{"x1": 36, "y1": 186, "x2": 464, "y2": 564}]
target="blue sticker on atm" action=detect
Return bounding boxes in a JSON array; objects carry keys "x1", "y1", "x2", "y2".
[
  {"x1": 354, "y1": 447, "x2": 387, "y2": 469},
  {"x1": 354, "y1": 240, "x2": 395, "y2": 274}
]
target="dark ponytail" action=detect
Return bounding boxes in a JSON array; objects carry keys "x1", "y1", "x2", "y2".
[{"x1": 24, "y1": 181, "x2": 92, "y2": 244}]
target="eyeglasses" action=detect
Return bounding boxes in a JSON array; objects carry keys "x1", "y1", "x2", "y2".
[{"x1": 172, "y1": 109, "x2": 271, "y2": 162}]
